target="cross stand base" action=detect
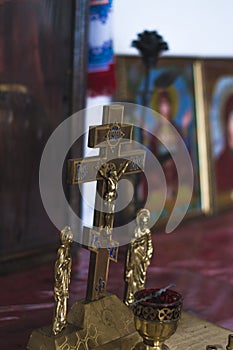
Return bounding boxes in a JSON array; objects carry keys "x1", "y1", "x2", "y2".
[{"x1": 27, "y1": 294, "x2": 141, "y2": 350}]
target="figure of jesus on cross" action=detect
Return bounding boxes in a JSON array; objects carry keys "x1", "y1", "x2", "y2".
[{"x1": 98, "y1": 160, "x2": 130, "y2": 231}]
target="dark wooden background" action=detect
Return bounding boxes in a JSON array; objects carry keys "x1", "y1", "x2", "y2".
[{"x1": 0, "y1": 0, "x2": 89, "y2": 262}]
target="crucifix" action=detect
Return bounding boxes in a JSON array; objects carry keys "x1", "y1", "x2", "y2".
[{"x1": 68, "y1": 105, "x2": 146, "y2": 301}]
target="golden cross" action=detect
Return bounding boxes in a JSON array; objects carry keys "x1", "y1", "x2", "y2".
[{"x1": 68, "y1": 105, "x2": 146, "y2": 301}]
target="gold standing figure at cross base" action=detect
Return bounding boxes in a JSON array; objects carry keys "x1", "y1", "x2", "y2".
[
  {"x1": 53, "y1": 226, "x2": 73, "y2": 335},
  {"x1": 124, "y1": 208, "x2": 153, "y2": 306}
]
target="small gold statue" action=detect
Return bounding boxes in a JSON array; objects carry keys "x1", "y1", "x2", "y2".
[
  {"x1": 124, "y1": 208, "x2": 153, "y2": 306},
  {"x1": 52, "y1": 226, "x2": 73, "y2": 335},
  {"x1": 99, "y1": 160, "x2": 130, "y2": 229}
]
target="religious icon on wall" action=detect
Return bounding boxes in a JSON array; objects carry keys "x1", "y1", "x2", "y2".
[
  {"x1": 115, "y1": 56, "x2": 202, "y2": 225},
  {"x1": 203, "y1": 59, "x2": 233, "y2": 210},
  {"x1": 0, "y1": 0, "x2": 74, "y2": 258}
]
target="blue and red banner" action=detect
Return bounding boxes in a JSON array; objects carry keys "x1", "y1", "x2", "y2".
[{"x1": 87, "y1": 0, "x2": 116, "y2": 96}]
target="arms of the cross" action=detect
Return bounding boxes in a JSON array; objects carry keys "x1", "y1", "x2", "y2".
[
  {"x1": 83, "y1": 227, "x2": 118, "y2": 263},
  {"x1": 67, "y1": 153, "x2": 145, "y2": 185}
]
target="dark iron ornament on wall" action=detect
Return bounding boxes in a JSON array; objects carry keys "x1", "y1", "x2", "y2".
[
  {"x1": 132, "y1": 30, "x2": 168, "y2": 106},
  {"x1": 132, "y1": 30, "x2": 168, "y2": 69}
]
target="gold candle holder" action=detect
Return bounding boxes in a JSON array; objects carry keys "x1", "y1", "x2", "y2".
[{"x1": 132, "y1": 288, "x2": 183, "y2": 350}]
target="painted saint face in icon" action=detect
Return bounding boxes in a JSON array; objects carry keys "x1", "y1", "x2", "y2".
[{"x1": 157, "y1": 92, "x2": 172, "y2": 121}]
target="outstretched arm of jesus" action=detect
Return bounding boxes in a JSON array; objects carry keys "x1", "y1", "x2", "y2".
[{"x1": 117, "y1": 160, "x2": 130, "y2": 179}]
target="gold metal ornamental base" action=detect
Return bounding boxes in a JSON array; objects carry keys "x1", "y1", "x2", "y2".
[{"x1": 27, "y1": 294, "x2": 141, "y2": 350}]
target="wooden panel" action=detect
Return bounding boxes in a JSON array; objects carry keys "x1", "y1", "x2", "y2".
[{"x1": 0, "y1": 0, "x2": 88, "y2": 259}]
